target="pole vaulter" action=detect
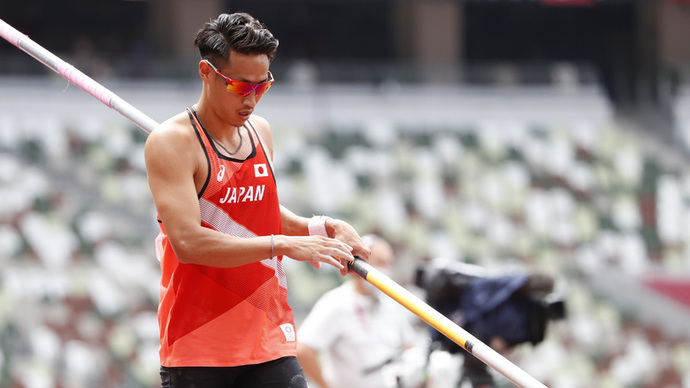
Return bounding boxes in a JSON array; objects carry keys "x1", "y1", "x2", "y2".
[{"x1": 0, "y1": 18, "x2": 548, "y2": 388}]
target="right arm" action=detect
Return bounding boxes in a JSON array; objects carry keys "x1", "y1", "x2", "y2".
[{"x1": 144, "y1": 115, "x2": 354, "y2": 268}]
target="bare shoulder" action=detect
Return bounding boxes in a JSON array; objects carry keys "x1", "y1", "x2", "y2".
[
  {"x1": 248, "y1": 114, "x2": 271, "y2": 137},
  {"x1": 145, "y1": 112, "x2": 195, "y2": 153},
  {"x1": 145, "y1": 111, "x2": 198, "y2": 168}
]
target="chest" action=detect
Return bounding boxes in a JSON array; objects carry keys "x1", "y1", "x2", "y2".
[{"x1": 194, "y1": 142, "x2": 271, "y2": 196}]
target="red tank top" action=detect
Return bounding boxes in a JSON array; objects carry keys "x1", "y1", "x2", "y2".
[{"x1": 155, "y1": 108, "x2": 296, "y2": 367}]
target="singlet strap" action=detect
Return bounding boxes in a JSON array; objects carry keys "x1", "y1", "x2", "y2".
[
  {"x1": 244, "y1": 120, "x2": 277, "y2": 185},
  {"x1": 186, "y1": 107, "x2": 212, "y2": 198},
  {"x1": 188, "y1": 107, "x2": 257, "y2": 162}
]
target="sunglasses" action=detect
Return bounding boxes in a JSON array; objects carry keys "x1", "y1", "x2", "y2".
[{"x1": 202, "y1": 59, "x2": 274, "y2": 97}]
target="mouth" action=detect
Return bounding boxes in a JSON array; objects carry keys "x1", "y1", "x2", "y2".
[{"x1": 238, "y1": 110, "x2": 252, "y2": 120}]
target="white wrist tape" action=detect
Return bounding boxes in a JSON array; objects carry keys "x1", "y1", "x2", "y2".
[{"x1": 308, "y1": 215, "x2": 331, "y2": 237}]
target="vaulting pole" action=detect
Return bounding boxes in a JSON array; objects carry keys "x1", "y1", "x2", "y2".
[
  {"x1": 0, "y1": 18, "x2": 158, "y2": 133},
  {"x1": 348, "y1": 258, "x2": 548, "y2": 388},
  {"x1": 1, "y1": 18, "x2": 547, "y2": 387}
]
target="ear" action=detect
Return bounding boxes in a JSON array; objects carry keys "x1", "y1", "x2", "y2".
[{"x1": 199, "y1": 60, "x2": 213, "y2": 83}]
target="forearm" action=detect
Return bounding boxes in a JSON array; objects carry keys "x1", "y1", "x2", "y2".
[
  {"x1": 169, "y1": 227, "x2": 273, "y2": 267},
  {"x1": 280, "y1": 206, "x2": 347, "y2": 239},
  {"x1": 280, "y1": 206, "x2": 371, "y2": 262},
  {"x1": 280, "y1": 205, "x2": 310, "y2": 236},
  {"x1": 168, "y1": 222, "x2": 351, "y2": 271},
  {"x1": 166, "y1": 207, "x2": 368, "y2": 268}
]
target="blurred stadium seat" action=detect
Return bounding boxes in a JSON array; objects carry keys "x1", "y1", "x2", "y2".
[{"x1": 1, "y1": 77, "x2": 690, "y2": 386}]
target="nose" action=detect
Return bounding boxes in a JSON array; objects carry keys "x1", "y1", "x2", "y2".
[{"x1": 243, "y1": 91, "x2": 258, "y2": 107}]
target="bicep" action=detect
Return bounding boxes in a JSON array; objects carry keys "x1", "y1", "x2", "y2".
[{"x1": 145, "y1": 130, "x2": 201, "y2": 240}]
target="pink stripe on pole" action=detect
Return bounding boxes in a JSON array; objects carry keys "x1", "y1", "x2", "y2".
[
  {"x1": 0, "y1": 19, "x2": 23, "y2": 46},
  {"x1": 57, "y1": 63, "x2": 114, "y2": 107}
]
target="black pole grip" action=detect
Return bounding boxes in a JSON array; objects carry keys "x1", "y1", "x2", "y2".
[{"x1": 347, "y1": 257, "x2": 369, "y2": 279}]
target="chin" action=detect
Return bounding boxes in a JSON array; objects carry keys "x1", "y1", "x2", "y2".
[{"x1": 234, "y1": 117, "x2": 250, "y2": 126}]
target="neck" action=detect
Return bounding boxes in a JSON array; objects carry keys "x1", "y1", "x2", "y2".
[{"x1": 194, "y1": 103, "x2": 240, "y2": 140}]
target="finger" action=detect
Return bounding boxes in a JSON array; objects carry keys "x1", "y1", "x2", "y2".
[
  {"x1": 329, "y1": 255, "x2": 345, "y2": 270},
  {"x1": 333, "y1": 244, "x2": 355, "y2": 261},
  {"x1": 310, "y1": 260, "x2": 322, "y2": 269}
]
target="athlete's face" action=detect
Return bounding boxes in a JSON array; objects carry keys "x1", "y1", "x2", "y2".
[{"x1": 202, "y1": 51, "x2": 272, "y2": 127}]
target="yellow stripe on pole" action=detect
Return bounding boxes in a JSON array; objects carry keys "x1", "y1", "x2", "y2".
[{"x1": 365, "y1": 268, "x2": 469, "y2": 349}]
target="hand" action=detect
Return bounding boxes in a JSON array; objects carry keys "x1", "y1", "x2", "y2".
[
  {"x1": 326, "y1": 219, "x2": 371, "y2": 275},
  {"x1": 276, "y1": 235, "x2": 353, "y2": 272}
]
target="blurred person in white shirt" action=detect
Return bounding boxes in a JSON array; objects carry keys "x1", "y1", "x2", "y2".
[{"x1": 297, "y1": 234, "x2": 427, "y2": 388}]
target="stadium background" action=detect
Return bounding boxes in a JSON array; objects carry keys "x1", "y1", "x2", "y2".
[{"x1": 2, "y1": 0, "x2": 690, "y2": 387}]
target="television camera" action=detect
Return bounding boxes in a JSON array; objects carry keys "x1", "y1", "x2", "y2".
[{"x1": 415, "y1": 259, "x2": 565, "y2": 387}]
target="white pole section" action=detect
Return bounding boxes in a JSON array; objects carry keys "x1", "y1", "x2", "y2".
[{"x1": 0, "y1": 18, "x2": 159, "y2": 133}]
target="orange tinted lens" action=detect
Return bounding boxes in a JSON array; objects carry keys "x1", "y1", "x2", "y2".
[
  {"x1": 225, "y1": 81, "x2": 255, "y2": 96},
  {"x1": 225, "y1": 80, "x2": 272, "y2": 97},
  {"x1": 254, "y1": 82, "x2": 272, "y2": 97}
]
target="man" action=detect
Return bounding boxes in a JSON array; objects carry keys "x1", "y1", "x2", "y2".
[
  {"x1": 144, "y1": 12, "x2": 370, "y2": 388},
  {"x1": 297, "y1": 235, "x2": 426, "y2": 388}
]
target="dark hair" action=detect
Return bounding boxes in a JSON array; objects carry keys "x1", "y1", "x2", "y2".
[{"x1": 194, "y1": 12, "x2": 279, "y2": 64}]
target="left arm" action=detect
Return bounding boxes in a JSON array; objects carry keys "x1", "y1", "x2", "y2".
[
  {"x1": 250, "y1": 115, "x2": 371, "y2": 271},
  {"x1": 280, "y1": 206, "x2": 371, "y2": 275}
]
